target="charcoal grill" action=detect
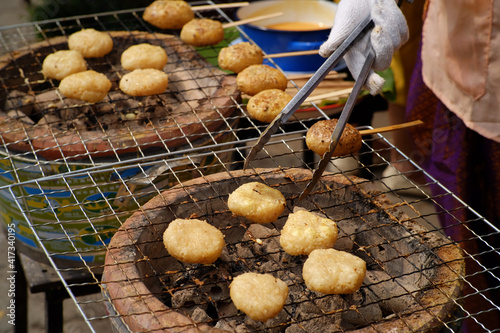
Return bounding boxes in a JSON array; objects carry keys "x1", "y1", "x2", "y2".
[{"x1": 0, "y1": 1, "x2": 498, "y2": 332}]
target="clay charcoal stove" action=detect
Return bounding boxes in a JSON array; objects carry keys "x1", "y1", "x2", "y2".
[
  {"x1": 0, "y1": 31, "x2": 240, "y2": 161},
  {"x1": 103, "y1": 168, "x2": 464, "y2": 332}
]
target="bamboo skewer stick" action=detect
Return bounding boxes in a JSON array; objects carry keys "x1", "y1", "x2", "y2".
[
  {"x1": 287, "y1": 72, "x2": 348, "y2": 80},
  {"x1": 222, "y1": 12, "x2": 283, "y2": 28},
  {"x1": 359, "y1": 120, "x2": 424, "y2": 136},
  {"x1": 304, "y1": 88, "x2": 353, "y2": 103},
  {"x1": 192, "y1": 2, "x2": 249, "y2": 11},
  {"x1": 264, "y1": 49, "x2": 319, "y2": 59}
]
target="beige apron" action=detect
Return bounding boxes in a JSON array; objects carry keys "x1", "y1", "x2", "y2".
[{"x1": 422, "y1": 0, "x2": 500, "y2": 142}]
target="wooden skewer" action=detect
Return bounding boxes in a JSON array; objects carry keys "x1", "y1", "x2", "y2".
[
  {"x1": 192, "y1": 2, "x2": 249, "y2": 11},
  {"x1": 264, "y1": 49, "x2": 319, "y2": 59},
  {"x1": 359, "y1": 120, "x2": 424, "y2": 136},
  {"x1": 304, "y1": 88, "x2": 353, "y2": 103},
  {"x1": 222, "y1": 12, "x2": 283, "y2": 28},
  {"x1": 287, "y1": 72, "x2": 348, "y2": 81}
]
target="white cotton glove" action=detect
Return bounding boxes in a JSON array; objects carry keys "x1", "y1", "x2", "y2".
[{"x1": 320, "y1": 0, "x2": 409, "y2": 95}]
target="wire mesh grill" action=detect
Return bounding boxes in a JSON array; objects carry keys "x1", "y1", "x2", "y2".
[{"x1": 0, "y1": 1, "x2": 499, "y2": 332}]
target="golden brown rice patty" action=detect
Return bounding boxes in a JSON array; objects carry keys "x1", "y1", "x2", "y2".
[
  {"x1": 68, "y1": 28, "x2": 113, "y2": 58},
  {"x1": 280, "y1": 210, "x2": 338, "y2": 256},
  {"x1": 119, "y1": 68, "x2": 169, "y2": 96},
  {"x1": 58, "y1": 70, "x2": 111, "y2": 103},
  {"x1": 236, "y1": 64, "x2": 288, "y2": 96},
  {"x1": 247, "y1": 89, "x2": 292, "y2": 123},
  {"x1": 218, "y1": 42, "x2": 264, "y2": 73},
  {"x1": 42, "y1": 50, "x2": 87, "y2": 80},
  {"x1": 121, "y1": 43, "x2": 168, "y2": 70},
  {"x1": 180, "y1": 18, "x2": 225, "y2": 47},
  {"x1": 163, "y1": 218, "x2": 225, "y2": 264},
  {"x1": 227, "y1": 182, "x2": 286, "y2": 224},
  {"x1": 143, "y1": 0, "x2": 194, "y2": 30},
  {"x1": 230, "y1": 272, "x2": 288, "y2": 321},
  {"x1": 302, "y1": 248, "x2": 366, "y2": 294}
]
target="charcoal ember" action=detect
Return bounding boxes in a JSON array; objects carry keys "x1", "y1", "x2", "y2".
[
  {"x1": 215, "y1": 319, "x2": 248, "y2": 333},
  {"x1": 240, "y1": 310, "x2": 288, "y2": 333},
  {"x1": 364, "y1": 270, "x2": 426, "y2": 314},
  {"x1": 96, "y1": 110, "x2": 120, "y2": 130},
  {"x1": 335, "y1": 216, "x2": 365, "y2": 236},
  {"x1": 67, "y1": 117, "x2": 88, "y2": 131},
  {"x1": 109, "y1": 91, "x2": 142, "y2": 109},
  {"x1": 256, "y1": 259, "x2": 281, "y2": 273},
  {"x1": 233, "y1": 243, "x2": 254, "y2": 260},
  {"x1": 259, "y1": 310, "x2": 290, "y2": 333},
  {"x1": 333, "y1": 229, "x2": 355, "y2": 251},
  {"x1": 276, "y1": 268, "x2": 303, "y2": 290},
  {"x1": 60, "y1": 105, "x2": 87, "y2": 121},
  {"x1": 199, "y1": 277, "x2": 230, "y2": 302},
  {"x1": 244, "y1": 223, "x2": 280, "y2": 240},
  {"x1": 171, "y1": 287, "x2": 205, "y2": 309},
  {"x1": 285, "y1": 295, "x2": 344, "y2": 333},
  {"x1": 190, "y1": 306, "x2": 213, "y2": 324},
  {"x1": 342, "y1": 289, "x2": 382, "y2": 327},
  {"x1": 37, "y1": 113, "x2": 62, "y2": 128},
  {"x1": 34, "y1": 90, "x2": 62, "y2": 110},
  {"x1": 4, "y1": 90, "x2": 36, "y2": 116},
  {"x1": 282, "y1": 292, "x2": 344, "y2": 333},
  {"x1": 243, "y1": 224, "x2": 283, "y2": 265},
  {"x1": 7, "y1": 109, "x2": 34, "y2": 124},
  {"x1": 216, "y1": 301, "x2": 239, "y2": 320}
]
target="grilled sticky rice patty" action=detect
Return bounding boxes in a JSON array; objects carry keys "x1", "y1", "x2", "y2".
[
  {"x1": 142, "y1": 0, "x2": 194, "y2": 30},
  {"x1": 119, "y1": 68, "x2": 169, "y2": 96},
  {"x1": 42, "y1": 50, "x2": 87, "y2": 80},
  {"x1": 227, "y1": 182, "x2": 286, "y2": 224},
  {"x1": 163, "y1": 218, "x2": 225, "y2": 264},
  {"x1": 68, "y1": 28, "x2": 113, "y2": 58},
  {"x1": 218, "y1": 42, "x2": 264, "y2": 73},
  {"x1": 121, "y1": 43, "x2": 168, "y2": 70},
  {"x1": 180, "y1": 18, "x2": 225, "y2": 47},
  {"x1": 230, "y1": 272, "x2": 289, "y2": 321},
  {"x1": 58, "y1": 70, "x2": 111, "y2": 103},
  {"x1": 236, "y1": 64, "x2": 288, "y2": 96}
]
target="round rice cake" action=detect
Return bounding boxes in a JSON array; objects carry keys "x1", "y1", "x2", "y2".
[
  {"x1": 163, "y1": 218, "x2": 225, "y2": 264},
  {"x1": 302, "y1": 248, "x2": 366, "y2": 294},
  {"x1": 218, "y1": 42, "x2": 264, "y2": 73},
  {"x1": 58, "y1": 70, "x2": 111, "y2": 103},
  {"x1": 306, "y1": 119, "x2": 362, "y2": 157},
  {"x1": 227, "y1": 182, "x2": 286, "y2": 224},
  {"x1": 119, "y1": 68, "x2": 169, "y2": 96},
  {"x1": 42, "y1": 50, "x2": 87, "y2": 80},
  {"x1": 68, "y1": 28, "x2": 113, "y2": 58},
  {"x1": 121, "y1": 43, "x2": 168, "y2": 70},
  {"x1": 280, "y1": 210, "x2": 338, "y2": 256},
  {"x1": 236, "y1": 64, "x2": 288, "y2": 96},
  {"x1": 180, "y1": 18, "x2": 225, "y2": 47},
  {"x1": 143, "y1": 0, "x2": 194, "y2": 30},
  {"x1": 230, "y1": 272, "x2": 288, "y2": 322},
  {"x1": 247, "y1": 89, "x2": 292, "y2": 123}
]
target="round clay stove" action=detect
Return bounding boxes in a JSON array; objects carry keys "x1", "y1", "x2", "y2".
[
  {"x1": 0, "y1": 30, "x2": 240, "y2": 266},
  {"x1": 0, "y1": 30, "x2": 240, "y2": 161},
  {"x1": 103, "y1": 168, "x2": 464, "y2": 332}
]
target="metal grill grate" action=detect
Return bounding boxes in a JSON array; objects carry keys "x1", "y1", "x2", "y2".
[{"x1": 0, "y1": 1, "x2": 499, "y2": 332}]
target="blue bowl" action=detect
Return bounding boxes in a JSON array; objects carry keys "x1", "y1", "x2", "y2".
[{"x1": 235, "y1": 0, "x2": 340, "y2": 73}]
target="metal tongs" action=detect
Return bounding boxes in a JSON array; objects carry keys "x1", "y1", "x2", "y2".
[{"x1": 244, "y1": 14, "x2": 375, "y2": 199}]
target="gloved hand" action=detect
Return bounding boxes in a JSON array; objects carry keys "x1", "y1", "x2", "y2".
[{"x1": 320, "y1": 0, "x2": 409, "y2": 95}]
